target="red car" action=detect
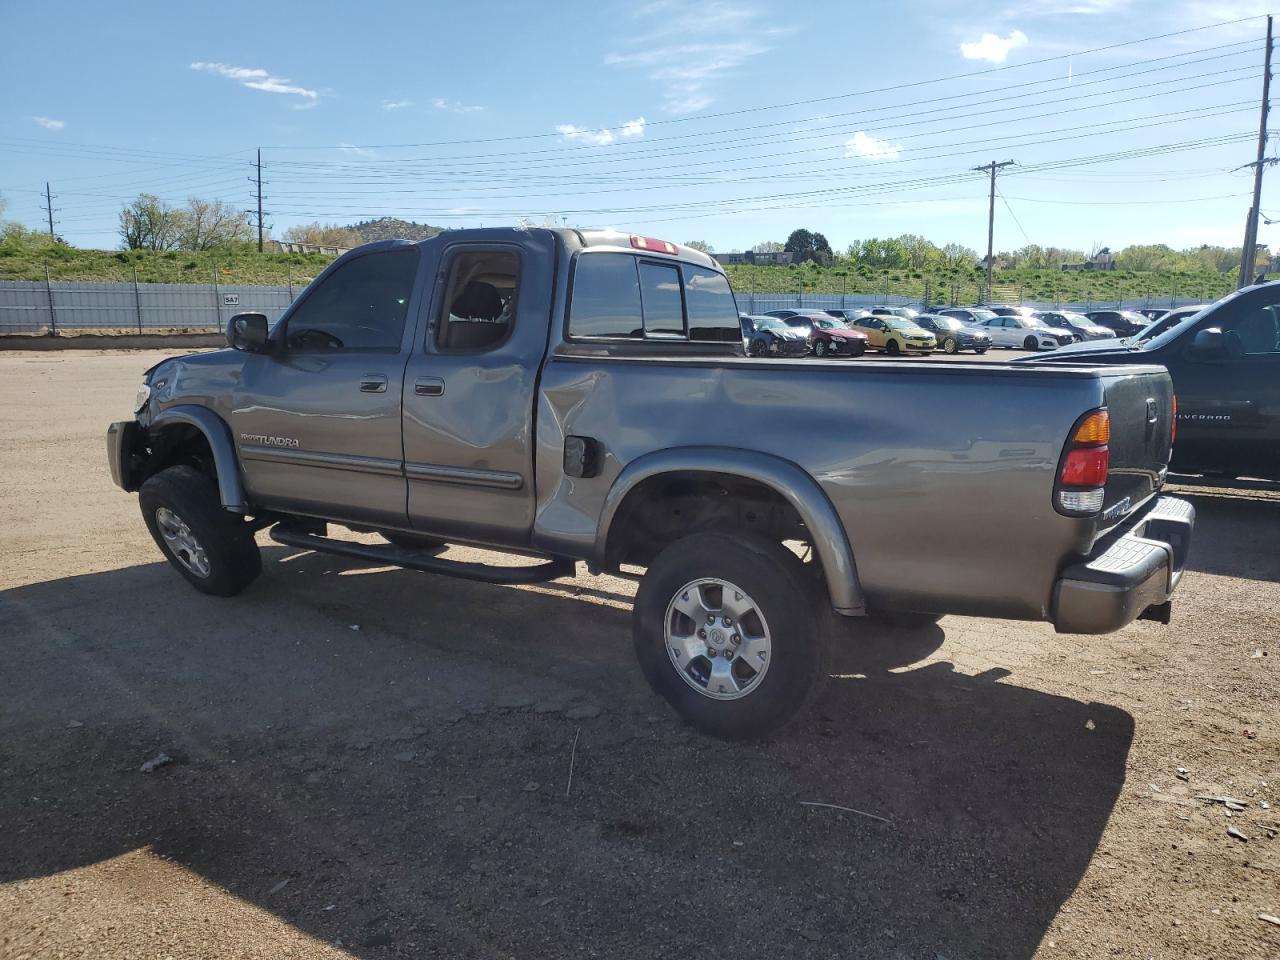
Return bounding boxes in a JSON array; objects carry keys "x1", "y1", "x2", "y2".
[{"x1": 790, "y1": 313, "x2": 869, "y2": 358}]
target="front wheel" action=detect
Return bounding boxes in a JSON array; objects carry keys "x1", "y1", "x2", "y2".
[
  {"x1": 813, "y1": 339, "x2": 828, "y2": 358},
  {"x1": 942, "y1": 337, "x2": 958, "y2": 354},
  {"x1": 1023, "y1": 335, "x2": 1040, "y2": 351},
  {"x1": 633, "y1": 533, "x2": 829, "y2": 739},
  {"x1": 885, "y1": 339, "x2": 902, "y2": 356},
  {"x1": 747, "y1": 339, "x2": 766, "y2": 358},
  {"x1": 140, "y1": 465, "x2": 262, "y2": 597}
]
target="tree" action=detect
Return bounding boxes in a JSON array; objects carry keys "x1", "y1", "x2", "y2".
[
  {"x1": 119, "y1": 194, "x2": 184, "y2": 250},
  {"x1": 751, "y1": 240, "x2": 784, "y2": 253},
  {"x1": 940, "y1": 243, "x2": 978, "y2": 269},
  {"x1": 684, "y1": 240, "x2": 712, "y2": 253},
  {"x1": 178, "y1": 198, "x2": 252, "y2": 250},
  {"x1": 894, "y1": 233, "x2": 939, "y2": 270},
  {"x1": 784, "y1": 228, "x2": 833, "y2": 265},
  {"x1": 282, "y1": 222, "x2": 363, "y2": 248}
]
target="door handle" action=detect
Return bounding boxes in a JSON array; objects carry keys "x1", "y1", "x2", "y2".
[
  {"x1": 359, "y1": 374, "x2": 388, "y2": 393},
  {"x1": 414, "y1": 377, "x2": 445, "y2": 397}
]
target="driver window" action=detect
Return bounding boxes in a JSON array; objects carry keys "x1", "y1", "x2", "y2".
[
  {"x1": 284, "y1": 248, "x2": 418, "y2": 353},
  {"x1": 1218, "y1": 300, "x2": 1280, "y2": 357},
  {"x1": 436, "y1": 248, "x2": 521, "y2": 352}
]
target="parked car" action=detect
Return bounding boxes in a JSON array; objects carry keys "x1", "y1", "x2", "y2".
[
  {"x1": 1136, "y1": 308, "x2": 1168, "y2": 321},
  {"x1": 823, "y1": 308, "x2": 872, "y2": 323},
  {"x1": 1017, "y1": 280, "x2": 1280, "y2": 481},
  {"x1": 1129, "y1": 304, "x2": 1209, "y2": 344},
  {"x1": 1086, "y1": 310, "x2": 1148, "y2": 337},
  {"x1": 851, "y1": 314, "x2": 937, "y2": 354},
  {"x1": 988, "y1": 305, "x2": 1040, "y2": 319},
  {"x1": 106, "y1": 227, "x2": 1193, "y2": 738},
  {"x1": 1034, "y1": 311, "x2": 1114, "y2": 341},
  {"x1": 807, "y1": 315, "x2": 869, "y2": 357},
  {"x1": 740, "y1": 314, "x2": 811, "y2": 358},
  {"x1": 914, "y1": 314, "x2": 991, "y2": 354},
  {"x1": 978, "y1": 314, "x2": 1076, "y2": 351},
  {"x1": 868, "y1": 305, "x2": 919, "y2": 319},
  {"x1": 937, "y1": 307, "x2": 1000, "y2": 327},
  {"x1": 763, "y1": 309, "x2": 804, "y2": 320}
]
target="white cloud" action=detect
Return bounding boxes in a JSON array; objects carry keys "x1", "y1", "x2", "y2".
[
  {"x1": 190, "y1": 62, "x2": 318, "y2": 102},
  {"x1": 845, "y1": 131, "x2": 902, "y2": 161},
  {"x1": 32, "y1": 116, "x2": 64, "y2": 130},
  {"x1": 604, "y1": 1, "x2": 783, "y2": 114},
  {"x1": 382, "y1": 99, "x2": 414, "y2": 111},
  {"x1": 960, "y1": 30, "x2": 1029, "y2": 64},
  {"x1": 557, "y1": 117, "x2": 646, "y2": 146},
  {"x1": 431, "y1": 97, "x2": 484, "y2": 113}
]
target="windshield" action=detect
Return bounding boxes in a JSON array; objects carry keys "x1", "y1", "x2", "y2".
[
  {"x1": 930, "y1": 316, "x2": 963, "y2": 331},
  {"x1": 1061, "y1": 313, "x2": 1094, "y2": 328},
  {"x1": 968, "y1": 309, "x2": 997, "y2": 322},
  {"x1": 753, "y1": 316, "x2": 786, "y2": 333},
  {"x1": 889, "y1": 307, "x2": 918, "y2": 318},
  {"x1": 814, "y1": 318, "x2": 838, "y2": 329},
  {"x1": 885, "y1": 318, "x2": 921, "y2": 331}
]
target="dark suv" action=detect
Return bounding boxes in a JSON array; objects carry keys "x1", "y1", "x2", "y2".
[{"x1": 1086, "y1": 310, "x2": 1148, "y2": 337}]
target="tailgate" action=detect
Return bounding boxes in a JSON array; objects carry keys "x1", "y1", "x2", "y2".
[{"x1": 1100, "y1": 370, "x2": 1174, "y2": 526}]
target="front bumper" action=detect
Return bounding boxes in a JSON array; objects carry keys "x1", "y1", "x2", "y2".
[
  {"x1": 1052, "y1": 496, "x2": 1194, "y2": 634},
  {"x1": 107, "y1": 420, "x2": 143, "y2": 491}
]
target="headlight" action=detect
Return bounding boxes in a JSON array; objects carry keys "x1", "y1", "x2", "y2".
[{"x1": 134, "y1": 382, "x2": 151, "y2": 413}]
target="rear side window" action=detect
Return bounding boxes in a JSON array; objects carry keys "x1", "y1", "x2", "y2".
[
  {"x1": 435, "y1": 248, "x2": 521, "y2": 352},
  {"x1": 569, "y1": 254, "x2": 643, "y2": 338},
  {"x1": 569, "y1": 252, "x2": 739, "y2": 342}
]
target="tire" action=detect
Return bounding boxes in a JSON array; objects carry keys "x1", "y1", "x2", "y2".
[
  {"x1": 140, "y1": 465, "x2": 261, "y2": 597},
  {"x1": 747, "y1": 339, "x2": 766, "y2": 358},
  {"x1": 1023, "y1": 335, "x2": 1039, "y2": 351},
  {"x1": 943, "y1": 337, "x2": 958, "y2": 354},
  {"x1": 633, "y1": 532, "x2": 830, "y2": 740},
  {"x1": 886, "y1": 339, "x2": 902, "y2": 356},
  {"x1": 380, "y1": 531, "x2": 445, "y2": 552},
  {"x1": 813, "y1": 339, "x2": 828, "y2": 358}
]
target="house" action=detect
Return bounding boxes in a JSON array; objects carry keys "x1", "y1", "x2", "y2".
[
  {"x1": 1062, "y1": 248, "x2": 1116, "y2": 272},
  {"x1": 712, "y1": 251, "x2": 795, "y2": 266}
]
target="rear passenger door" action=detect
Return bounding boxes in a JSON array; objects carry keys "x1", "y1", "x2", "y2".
[
  {"x1": 234, "y1": 246, "x2": 421, "y2": 526},
  {"x1": 400, "y1": 235, "x2": 553, "y2": 546}
]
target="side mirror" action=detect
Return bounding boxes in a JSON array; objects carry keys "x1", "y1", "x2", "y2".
[
  {"x1": 226, "y1": 313, "x2": 270, "y2": 353},
  {"x1": 1190, "y1": 327, "x2": 1227, "y2": 362}
]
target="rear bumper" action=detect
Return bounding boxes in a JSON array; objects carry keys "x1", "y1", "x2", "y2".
[
  {"x1": 107, "y1": 420, "x2": 142, "y2": 491},
  {"x1": 1052, "y1": 496, "x2": 1194, "y2": 634}
]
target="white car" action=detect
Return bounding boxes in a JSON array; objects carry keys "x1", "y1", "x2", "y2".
[{"x1": 978, "y1": 315, "x2": 1076, "y2": 351}]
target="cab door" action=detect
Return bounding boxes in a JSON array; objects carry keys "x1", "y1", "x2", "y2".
[
  {"x1": 400, "y1": 234, "x2": 553, "y2": 546},
  {"x1": 233, "y1": 245, "x2": 422, "y2": 527},
  {"x1": 1167, "y1": 287, "x2": 1280, "y2": 479}
]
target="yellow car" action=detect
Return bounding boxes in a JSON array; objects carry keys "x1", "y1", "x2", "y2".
[{"x1": 850, "y1": 315, "x2": 937, "y2": 355}]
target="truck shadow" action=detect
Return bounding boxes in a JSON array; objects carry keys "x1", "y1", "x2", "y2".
[
  {"x1": 1177, "y1": 489, "x2": 1280, "y2": 582},
  {"x1": 0, "y1": 552, "x2": 1132, "y2": 959}
]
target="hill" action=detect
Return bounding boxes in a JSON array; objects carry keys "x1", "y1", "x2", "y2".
[{"x1": 348, "y1": 217, "x2": 444, "y2": 243}]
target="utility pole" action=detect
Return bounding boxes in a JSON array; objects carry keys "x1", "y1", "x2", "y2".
[
  {"x1": 1238, "y1": 15, "x2": 1273, "y2": 288},
  {"x1": 972, "y1": 160, "x2": 1015, "y2": 301},
  {"x1": 44, "y1": 182, "x2": 56, "y2": 240},
  {"x1": 249, "y1": 148, "x2": 266, "y2": 253}
]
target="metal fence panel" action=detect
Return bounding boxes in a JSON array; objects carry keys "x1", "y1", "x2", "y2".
[{"x1": 0, "y1": 281, "x2": 296, "y2": 334}]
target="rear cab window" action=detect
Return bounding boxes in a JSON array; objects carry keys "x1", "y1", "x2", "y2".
[{"x1": 568, "y1": 253, "x2": 739, "y2": 344}]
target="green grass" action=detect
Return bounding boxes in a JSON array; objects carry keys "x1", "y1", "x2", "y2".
[
  {"x1": 0, "y1": 237, "x2": 337, "y2": 286},
  {"x1": 0, "y1": 232, "x2": 1238, "y2": 305}
]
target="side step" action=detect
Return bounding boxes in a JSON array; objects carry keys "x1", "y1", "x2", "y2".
[{"x1": 269, "y1": 526, "x2": 576, "y2": 585}]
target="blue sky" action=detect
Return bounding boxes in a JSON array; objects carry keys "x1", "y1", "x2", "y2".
[{"x1": 1, "y1": 0, "x2": 1276, "y2": 255}]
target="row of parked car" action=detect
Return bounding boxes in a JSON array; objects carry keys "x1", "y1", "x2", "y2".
[{"x1": 738, "y1": 304, "x2": 1206, "y2": 359}]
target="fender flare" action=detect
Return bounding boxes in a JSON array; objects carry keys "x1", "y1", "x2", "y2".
[
  {"x1": 149, "y1": 405, "x2": 247, "y2": 511},
  {"x1": 595, "y1": 446, "x2": 864, "y2": 615}
]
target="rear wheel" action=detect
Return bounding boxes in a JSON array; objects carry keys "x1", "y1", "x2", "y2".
[
  {"x1": 942, "y1": 337, "x2": 958, "y2": 354},
  {"x1": 886, "y1": 339, "x2": 902, "y2": 356},
  {"x1": 1023, "y1": 335, "x2": 1039, "y2": 351},
  {"x1": 140, "y1": 465, "x2": 261, "y2": 597},
  {"x1": 633, "y1": 533, "x2": 829, "y2": 739}
]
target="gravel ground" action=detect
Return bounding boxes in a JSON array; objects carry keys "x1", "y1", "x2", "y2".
[{"x1": 0, "y1": 349, "x2": 1276, "y2": 960}]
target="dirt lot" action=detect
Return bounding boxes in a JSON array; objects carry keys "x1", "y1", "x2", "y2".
[{"x1": 1, "y1": 349, "x2": 1276, "y2": 960}]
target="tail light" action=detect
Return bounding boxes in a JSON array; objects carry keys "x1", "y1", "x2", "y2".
[
  {"x1": 630, "y1": 235, "x2": 678, "y2": 255},
  {"x1": 1055, "y1": 408, "x2": 1109, "y2": 515}
]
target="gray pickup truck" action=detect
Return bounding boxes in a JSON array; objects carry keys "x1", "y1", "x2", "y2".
[{"x1": 108, "y1": 228, "x2": 1194, "y2": 738}]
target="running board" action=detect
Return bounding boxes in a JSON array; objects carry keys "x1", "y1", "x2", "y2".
[{"x1": 269, "y1": 526, "x2": 576, "y2": 585}]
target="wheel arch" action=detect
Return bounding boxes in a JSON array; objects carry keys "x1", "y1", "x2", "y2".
[
  {"x1": 595, "y1": 447, "x2": 864, "y2": 615},
  {"x1": 148, "y1": 405, "x2": 246, "y2": 511}
]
